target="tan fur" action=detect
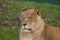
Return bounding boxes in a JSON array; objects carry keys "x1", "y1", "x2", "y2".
[{"x1": 20, "y1": 9, "x2": 60, "y2": 40}]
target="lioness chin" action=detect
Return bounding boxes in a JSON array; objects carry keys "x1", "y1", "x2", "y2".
[{"x1": 20, "y1": 8, "x2": 60, "y2": 40}]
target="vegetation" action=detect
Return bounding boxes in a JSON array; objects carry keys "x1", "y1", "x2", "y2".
[
  {"x1": 0, "y1": 0, "x2": 60, "y2": 40},
  {"x1": 18, "y1": 0, "x2": 60, "y2": 5}
]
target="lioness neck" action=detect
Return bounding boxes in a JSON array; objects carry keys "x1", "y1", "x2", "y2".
[{"x1": 32, "y1": 20, "x2": 44, "y2": 40}]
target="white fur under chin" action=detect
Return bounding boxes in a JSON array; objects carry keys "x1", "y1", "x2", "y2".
[{"x1": 23, "y1": 29, "x2": 30, "y2": 32}]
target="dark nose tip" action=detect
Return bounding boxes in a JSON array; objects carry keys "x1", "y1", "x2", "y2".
[{"x1": 23, "y1": 24, "x2": 27, "y2": 26}]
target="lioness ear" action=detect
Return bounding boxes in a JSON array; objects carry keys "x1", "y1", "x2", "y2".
[
  {"x1": 21, "y1": 8, "x2": 27, "y2": 12},
  {"x1": 35, "y1": 9, "x2": 41, "y2": 16}
]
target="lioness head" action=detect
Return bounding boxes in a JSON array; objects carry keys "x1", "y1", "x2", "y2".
[{"x1": 20, "y1": 8, "x2": 44, "y2": 32}]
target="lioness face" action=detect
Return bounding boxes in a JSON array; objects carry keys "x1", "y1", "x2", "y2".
[{"x1": 20, "y1": 9, "x2": 41, "y2": 32}]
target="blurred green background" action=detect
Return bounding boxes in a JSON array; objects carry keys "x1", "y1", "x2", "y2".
[
  {"x1": 18, "y1": 0, "x2": 60, "y2": 5},
  {"x1": 0, "y1": 0, "x2": 60, "y2": 40}
]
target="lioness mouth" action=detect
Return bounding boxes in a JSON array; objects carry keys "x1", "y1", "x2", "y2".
[
  {"x1": 23, "y1": 28, "x2": 34, "y2": 33},
  {"x1": 24, "y1": 28, "x2": 31, "y2": 31}
]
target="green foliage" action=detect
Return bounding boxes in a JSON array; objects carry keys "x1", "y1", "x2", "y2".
[
  {"x1": 0, "y1": 26, "x2": 19, "y2": 40},
  {"x1": 18, "y1": 0, "x2": 60, "y2": 5}
]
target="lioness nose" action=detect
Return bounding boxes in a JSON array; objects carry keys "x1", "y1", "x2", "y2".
[{"x1": 23, "y1": 24, "x2": 27, "y2": 26}]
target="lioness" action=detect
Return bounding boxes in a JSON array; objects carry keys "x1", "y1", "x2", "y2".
[{"x1": 20, "y1": 8, "x2": 60, "y2": 40}]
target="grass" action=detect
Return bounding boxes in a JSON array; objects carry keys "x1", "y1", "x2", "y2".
[
  {"x1": 0, "y1": 26, "x2": 19, "y2": 40},
  {"x1": 0, "y1": 0, "x2": 60, "y2": 40}
]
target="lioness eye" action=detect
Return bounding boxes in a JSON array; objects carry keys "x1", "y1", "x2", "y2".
[
  {"x1": 22, "y1": 17, "x2": 25, "y2": 19},
  {"x1": 29, "y1": 16, "x2": 33, "y2": 21},
  {"x1": 29, "y1": 17, "x2": 33, "y2": 19}
]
